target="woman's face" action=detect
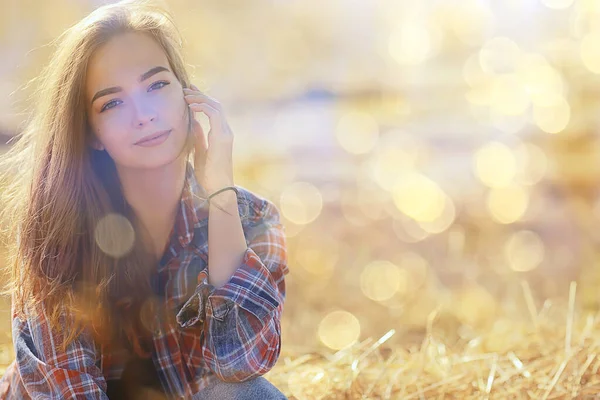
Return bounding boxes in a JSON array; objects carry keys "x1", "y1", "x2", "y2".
[{"x1": 85, "y1": 31, "x2": 190, "y2": 170}]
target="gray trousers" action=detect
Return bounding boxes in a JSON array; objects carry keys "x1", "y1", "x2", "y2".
[{"x1": 193, "y1": 376, "x2": 288, "y2": 400}]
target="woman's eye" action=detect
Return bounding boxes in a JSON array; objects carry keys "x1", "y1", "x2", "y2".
[
  {"x1": 100, "y1": 99, "x2": 121, "y2": 112},
  {"x1": 150, "y1": 81, "x2": 170, "y2": 91},
  {"x1": 99, "y1": 81, "x2": 169, "y2": 113}
]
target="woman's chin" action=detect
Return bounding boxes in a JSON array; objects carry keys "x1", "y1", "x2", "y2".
[{"x1": 135, "y1": 134, "x2": 189, "y2": 168}]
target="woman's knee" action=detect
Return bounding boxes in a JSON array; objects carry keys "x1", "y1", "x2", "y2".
[{"x1": 195, "y1": 376, "x2": 287, "y2": 400}]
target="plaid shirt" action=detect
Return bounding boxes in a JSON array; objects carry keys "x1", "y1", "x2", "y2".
[{"x1": 0, "y1": 162, "x2": 289, "y2": 399}]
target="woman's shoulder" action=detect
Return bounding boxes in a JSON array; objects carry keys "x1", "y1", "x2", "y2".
[{"x1": 233, "y1": 185, "x2": 280, "y2": 222}]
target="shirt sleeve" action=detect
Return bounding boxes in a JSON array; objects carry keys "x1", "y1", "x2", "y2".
[
  {"x1": 175, "y1": 197, "x2": 289, "y2": 382},
  {"x1": 12, "y1": 298, "x2": 109, "y2": 399}
]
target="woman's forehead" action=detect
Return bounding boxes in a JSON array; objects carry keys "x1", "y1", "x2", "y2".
[{"x1": 86, "y1": 32, "x2": 169, "y2": 92}]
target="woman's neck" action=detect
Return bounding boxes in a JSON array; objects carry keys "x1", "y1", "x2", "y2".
[{"x1": 117, "y1": 156, "x2": 188, "y2": 259}]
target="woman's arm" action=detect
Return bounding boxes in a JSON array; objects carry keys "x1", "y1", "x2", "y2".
[
  {"x1": 205, "y1": 183, "x2": 249, "y2": 289},
  {"x1": 11, "y1": 299, "x2": 109, "y2": 399},
  {"x1": 176, "y1": 195, "x2": 289, "y2": 382}
]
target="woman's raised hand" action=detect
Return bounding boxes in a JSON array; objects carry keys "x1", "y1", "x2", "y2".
[{"x1": 184, "y1": 84, "x2": 235, "y2": 195}]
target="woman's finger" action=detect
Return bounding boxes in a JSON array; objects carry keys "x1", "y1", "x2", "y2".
[
  {"x1": 191, "y1": 118, "x2": 207, "y2": 148},
  {"x1": 183, "y1": 90, "x2": 222, "y2": 111},
  {"x1": 183, "y1": 86, "x2": 214, "y2": 99},
  {"x1": 188, "y1": 103, "x2": 223, "y2": 139},
  {"x1": 188, "y1": 102, "x2": 219, "y2": 119}
]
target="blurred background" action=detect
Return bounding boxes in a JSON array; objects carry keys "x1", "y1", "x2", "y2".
[{"x1": 1, "y1": 0, "x2": 600, "y2": 396}]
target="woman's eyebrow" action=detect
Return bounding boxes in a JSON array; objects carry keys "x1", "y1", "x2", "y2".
[{"x1": 90, "y1": 66, "x2": 171, "y2": 105}]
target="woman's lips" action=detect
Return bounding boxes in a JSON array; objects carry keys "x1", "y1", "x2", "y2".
[{"x1": 135, "y1": 129, "x2": 172, "y2": 147}]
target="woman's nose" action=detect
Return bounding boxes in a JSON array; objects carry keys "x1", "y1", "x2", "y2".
[
  {"x1": 136, "y1": 116, "x2": 155, "y2": 126},
  {"x1": 131, "y1": 98, "x2": 157, "y2": 127}
]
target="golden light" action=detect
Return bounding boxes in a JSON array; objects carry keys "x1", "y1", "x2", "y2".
[
  {"x1": 505, "y1": 230, "x2": 545, "y2": 272},
  {"x1": 490, "y1": 110, "x2": 529, "y2": 134},
  {"x1": 266, "y1": 26, "x2": 311, "y2": 74},
  {"x1": 253, "y1": 161, "x2": 296, "y2": 193},
  {"x1": 357, "y1": 187, "x2": 388, "y2": 221},
  {"x1": 444, "y1": 0, "x2": 494, "y2": 46},
  {"x1": 360, "y1": 260, "x2": 405, "y2": 302},
  {"x1": 340, "y1": 189, "x2": 371, "y2": 227},
  {"x1": 514, "y1": 142, "x2": 548, "y2": 185},
  {"x1": 580, "y1": 32, "x2": 600, "y2": 73},
  {"x1": 72, "y1": 282, "x2": 104, "y2": 324},
  {"x1": 468, "y1": 102, "x2": 492, "y2": 125},
  {"x1": 392, "y1": 172, "x2": 446, "y2": 222},
  {"x1": 295, "y1": 235, "x2": 338, "y2": 281},
  {"x1": 318, "y1": 310, "x2": 361, "y2": 350},
  {"x1": 465, "y1": 87, "x2": 493, "y2": 107},
  {"x1": 392, "y1": 217, "x2": 430, "y2": 243},
  {"x1": 94, "y1": 213, "x2": 135, "y2": 258},
  {"x1": 579, "y1": 0, "x2": 600, "y2": 13},
  {"x1": 418, "y1": 194, "x2": 456, "y2": 234},
  {"x1": 447, "y1": 226, "x2": 466, "y2": 257},
  {"x1": 533, "y1": 96, "x2": 571, "y2": 134},
  {"x1": 377, "y1": 95, "x2": 412, "y2": 122},
  {"x1": 474, "y1": 142, "x2": 517, "y2": 188},
  {"x1": 370, "y1": 142, "x2": 418, "y2": 191},
  {"x1": 517, "y1": 54, "x2": 564, "y2": 107},
  {"x1": 541, "y1": 0, "x2": 575, "y2": 9},
  {"x1": 140, "y1": 296, "x2": 160, "y2": 333},
  {"x1": 593, "y1": 196, "x2": 600, "y2": 221},
  {"x1": 463, "y1": 53, "x2": 493, "y2": 88},
  {"x1": 279, "y1": 182, "x2": 323, "y2": 225},
  {"x1": 455, "y1": 285, "x2": 497, "y2": 327},
  {"x1": 287, "y1": 365, "x2": 331, "y2": 400},
  {"x1": 463, "y1": 53, "x2": 494, "y2": 107},
  {"x1": 389, "y1": 21, "x2": 436, "y2": 65},
  {"x1": 490, "y1": 73, "x2": 530, "y2": 116},
  {"x1": 479, "y1": 37, "x2": 522, "y2": 75},
  {"x1": 397, "y1": 251, "x2": 429, "y2": 291},
  {"x1": 279, "y1": 218, "x2": 305, "y2": 239},
  {"x1": 486, "y1": 185, "x2": 530, "y2": 224},
  {"x1": 335, "y1": 111, "x2": 379, "y2": 155}
]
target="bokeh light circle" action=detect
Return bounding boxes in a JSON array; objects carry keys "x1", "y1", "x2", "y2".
[
  {"x1": 360, "y1": 260, "x2": 404, "y2": 302},
  {"x1": 392, "y1": 172, "x2": 446, "y2": 222},
  {"x1": 335, "y1": 111, "x2": 379, "y2": 155},
  {"x1": 533, "y1": 97, "x2": 571, "y2": 134},
  {"x1": 505, "y1": 230, "x2": 545, "y2": 272},
  {"x1": 318, "y1": 310, "x2": 361, "y2": 350},
  {"x1": 280, "y1": 182, "x2": 323, "y2": 225},
  {"x1": 94, "y1": 213, "x2": 135, "y2": 258},
  {"x1": 487, "y1": 185, "x2": 530, "y2": 224},
  {"x1": 474, "y1": 142, "x2": 517, "y2": 188}
]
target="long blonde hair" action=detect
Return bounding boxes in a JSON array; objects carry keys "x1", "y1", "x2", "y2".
[{"x1": 0, "y1": 0, "x2": 194, "y2": 357}]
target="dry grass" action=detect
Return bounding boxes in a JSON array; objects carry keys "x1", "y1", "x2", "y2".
[{"x1": 265, "y1": 282, "x2": 600, "y2": 399}]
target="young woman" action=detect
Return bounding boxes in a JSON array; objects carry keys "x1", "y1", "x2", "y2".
[{"x1": 0, "y1": 1, "x2": 289, "y2": 398}]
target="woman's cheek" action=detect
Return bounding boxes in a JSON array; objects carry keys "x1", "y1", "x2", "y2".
[{"x1": 100, "y1": 109, "x2": 124, "y2": 128}]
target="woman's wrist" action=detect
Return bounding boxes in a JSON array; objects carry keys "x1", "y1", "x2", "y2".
[
  {"x1": 208, "y1": 188, "x2": 238, "y2": 214},
  {"x1": 204, "y1": 180, "x2": 236, "y2": 207},
  {"x1": 204, "y1": 177, "x2": 234, "y2": 195}
]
